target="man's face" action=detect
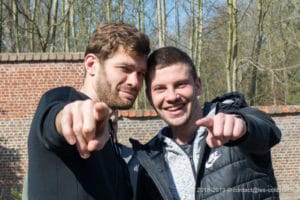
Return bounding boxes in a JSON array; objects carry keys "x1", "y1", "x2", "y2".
[
  {"x1": 95, "y1": 47, "x2": 147, "y2": 109},
  {"x1": 148, "y1": 63, "x2": 201, "y2": 127}
]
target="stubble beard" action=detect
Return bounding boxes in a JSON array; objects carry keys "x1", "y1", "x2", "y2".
[{"x1": 96, "y1": 81, "x2": 135, "y2": 110}]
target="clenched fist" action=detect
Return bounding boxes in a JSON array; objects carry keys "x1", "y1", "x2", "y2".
[{"x1": 196, "y1": 113, "x2": 247, "y2": 148}]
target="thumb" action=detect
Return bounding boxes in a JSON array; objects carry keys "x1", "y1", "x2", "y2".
[{"x1": 206, "y1": 132, "x2": 227, "y2": 148}]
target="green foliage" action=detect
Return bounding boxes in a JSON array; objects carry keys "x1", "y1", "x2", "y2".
[
  {"x1": 0, "y1": 0, "x2": 299, "y2": 106},
  {"x1": 10, "y1": 188, "x2": 21, "y2": 200}
]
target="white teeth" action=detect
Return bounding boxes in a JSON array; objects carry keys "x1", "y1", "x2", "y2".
[{"x1": 167, "y1": 106, "x2": 181, "y2": 111}]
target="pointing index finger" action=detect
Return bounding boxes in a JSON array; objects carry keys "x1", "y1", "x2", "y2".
[
  {"x1": 93, "y1": 102, "x2": 111, "y2": 122},
  {"x1": 196, "y1": 116, "x2": 214, "y2": 129}
]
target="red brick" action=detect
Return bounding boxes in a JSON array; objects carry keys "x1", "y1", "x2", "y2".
[{"x1": 0, "y1": 53, "x2": 299, "y2": 198}]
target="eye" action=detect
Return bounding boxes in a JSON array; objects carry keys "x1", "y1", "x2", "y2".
[
  {"x1": 176, "y1": 82, "x2": 188, "y2": 89},
  {"x1": 152, "y1": 86, "x2": 166, "y2": 93},
  {"x1": 119, "y1": 66, "x2": 132, "y2": 73}
]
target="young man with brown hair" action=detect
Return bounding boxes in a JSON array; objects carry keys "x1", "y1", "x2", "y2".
[
  {"x1": 27, "y1": 22, "x2": 150, "y2": 200},
  {"x1": 134, "y1": 46, "x2": 281, "y2": 200}
]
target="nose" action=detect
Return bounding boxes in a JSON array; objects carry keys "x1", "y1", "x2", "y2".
[
  {"x1": 127, "y1": 72, "x2": 142, "y2": 89},
  {"x1": 165, "y1": 89, "x2": 178, "y2": 102}
]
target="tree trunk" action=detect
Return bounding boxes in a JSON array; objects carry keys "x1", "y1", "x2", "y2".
[
  {"x1": 137, "y1": 0, "x2": 141, "y2": 29},
  {"x1": 12, "y1": 0, "x2": 19, "y2": 52},
  {"x1": 49, "y1": 0, "x2": 58, "y2": 52},
  {"x1": 63, "y1": 0, "x2": 69, "y2": 52},
  {"x1": 118, "y1": 0, "x2": 124, "y2": 21},
  {"x1": 141, "y1": 0, "x2": 145, "y2": 32},
  {"x1": 225, "y1": 0, "x2": 234, "y2": 92},
  {"x1": 106, "y1": 0, "x2": 112, "y2": 21},
  {"x1": 70, "y1": 1, "x2": 75, "y2": 51},
  {"x1": 231, "y1": 0, "x2": 238, "y2": 91},
  {"x1": 175, "y1": 0, "x2": 180, "y2": 47},
  {"x1": 157, "y1": 0, "x2": 162, "y2": 47},
  {"x1": 0, "y1": 0, "x2": 3, "y2": 52},
  {"x1": 131, "y1": 0, "x2": 135, "y2": 25},
  {"x1": 248, "y1": 0, "x2": 269, "y2": 105},
  {"x1": 195, "y1": 0, "x2": 203, "y2": 76},
  {"x1": 189, "y1": 0, "x2": 195, "y2": 58},
  {"x1": 161, "y1": 0, "x2": 166, "y2": 46},
  {"x1": 30, "y1": 0, "x2": 38, "y2": 52}
]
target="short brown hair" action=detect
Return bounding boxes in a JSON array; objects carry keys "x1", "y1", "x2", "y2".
[
  {"x1": 85, "y1": 22, "x2": 150, "y2": 63},
  {"x1": 146, "y1": 46, "x2": 198, "y2": 87}
]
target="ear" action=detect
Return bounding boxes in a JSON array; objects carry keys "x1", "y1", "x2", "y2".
[
  {"x1": 84, "y1": 54, "x2": 98, "y2": 76},
  {"x1": 195, "y1": 77, "x2": 202, "y2": 96}
]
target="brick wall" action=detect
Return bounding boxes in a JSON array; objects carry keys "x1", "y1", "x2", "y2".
[{"x1": 0, "y1": 53, "x2": 299, "y2": 199}]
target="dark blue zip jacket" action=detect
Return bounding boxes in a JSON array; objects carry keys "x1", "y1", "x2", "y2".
[{"x1": 133, "y1": 92, "x2": 281, "y2": 200}]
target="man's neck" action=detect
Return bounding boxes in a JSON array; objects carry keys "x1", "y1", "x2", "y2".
[
  {"x1": 80, "y1": 83, "x2": 98, "y2": 101},
  {"x1": 171, "y1": 126, "x2": 197, "y2": 145},
  {"x1": 171, "y1": 108, "x2": 203, "y2": 145}
]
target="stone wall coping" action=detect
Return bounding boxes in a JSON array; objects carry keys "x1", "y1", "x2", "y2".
[
  {"x1": 119, "y1": 105, "x2": 300, "y2": 118},
  {"x1": 0, "y1": 52, "x2": 84, "y2": 62}
]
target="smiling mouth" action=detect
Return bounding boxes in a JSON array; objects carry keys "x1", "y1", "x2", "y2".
[
  {"x1": 120, "y1": 90, "x2": 137, "y2": 100},
  {"x1": 165, "y1": 104, "x2": 184, "y2": 111}
]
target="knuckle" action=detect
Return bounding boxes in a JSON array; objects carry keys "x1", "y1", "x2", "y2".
[
  {"x1": 223, "y1": 130, "x2": 232, "y2": 137},
  {"x1": 82, "y1": 128, "x2": 96, "y2": 139},
  {"x1": 84, "y1": 99, "x2": 94, "y2": 107},
  {"x1": 72, "y1": 100, "x2": 82, "y2": 108},
  {"x1": 233, "y1": 131, "x2": 243, "y2": 139},
  {"x1": 61, "y1": 127, "x2": 72, "y2": 135},
  {"x1": 73, "y1": 125, "x2": 82, "y2": 135},
  {"x1": 216, "y1": 112, "x2": 225, "y2": 119},
  {"x1": 82, "y1": 126, "x2": 95, "y2": 134},
  {"x1": 213, "y1": 130, "x2": 222, "y2": 137}
]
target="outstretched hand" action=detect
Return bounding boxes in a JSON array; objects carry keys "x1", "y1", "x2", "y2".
[
  {"x1": 195, "y1": 113, "x2": 247, "y2": 148},
  {"x1": 56, "y1": 100, "x2": 112, "y2": 159}
]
